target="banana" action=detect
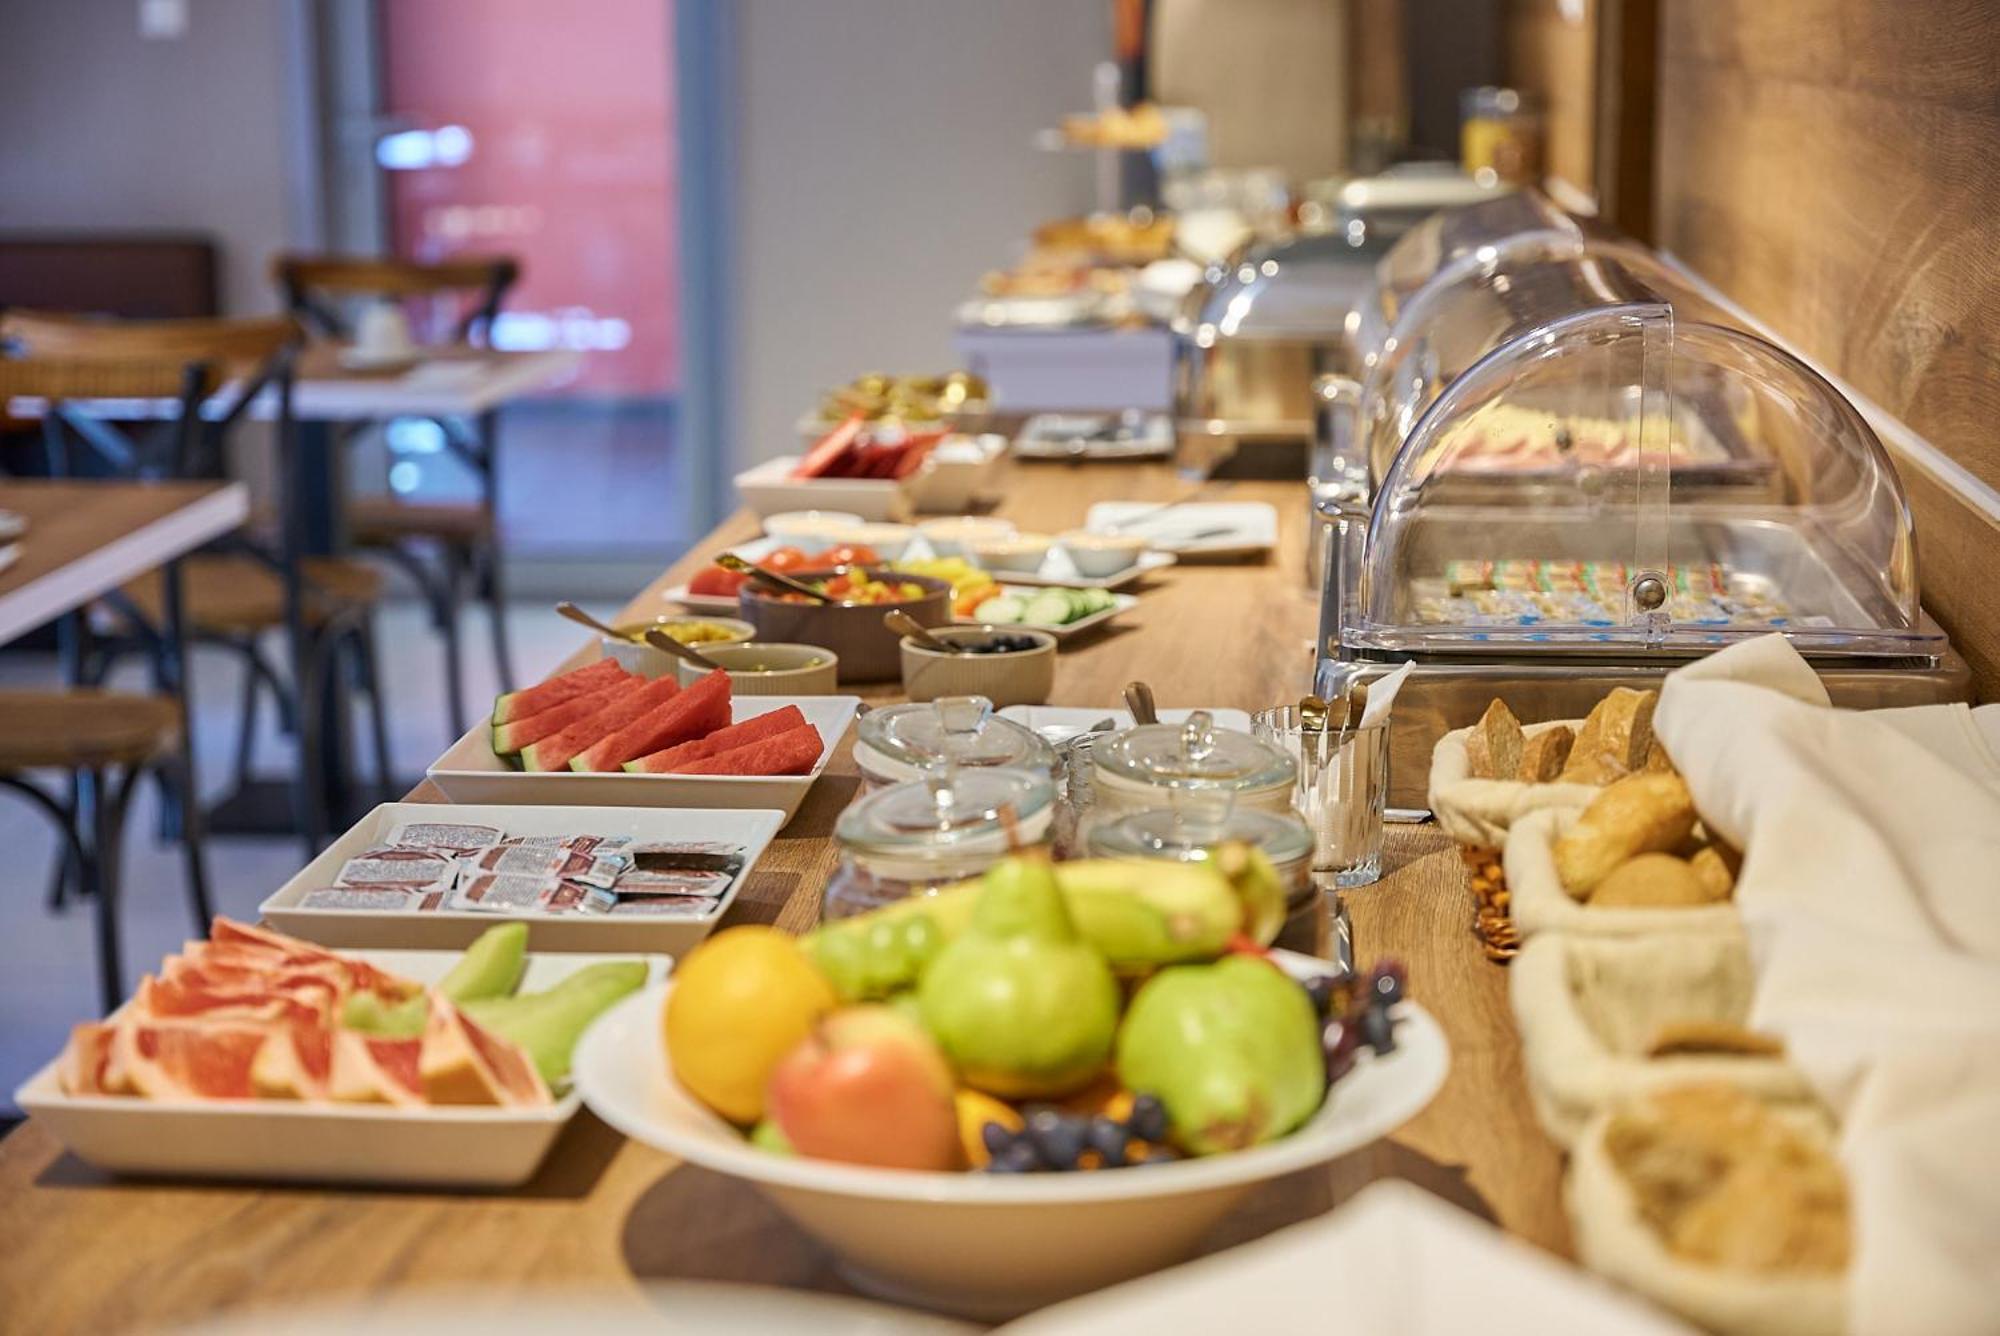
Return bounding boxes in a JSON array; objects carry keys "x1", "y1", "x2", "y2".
[{"x1": 802, "y1": 844, "x2": 1284, "y2": 1000}]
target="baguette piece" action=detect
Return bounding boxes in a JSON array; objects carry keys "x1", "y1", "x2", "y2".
[
  {"x1": 1554, "y1": 773, "x2": 1699, "y2": 897},
  {"x1": 1463, "y1": 699, "x2": 1525, "y2": 781},
  {"x1": 1518, "y1": 724, "x2": 1577, "y2": 781},
  {"x1": 1561, "y1": 687, "x2": 1659, "y2": 782}
]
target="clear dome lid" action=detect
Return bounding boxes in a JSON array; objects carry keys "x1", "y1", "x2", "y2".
[
  {"x1": 1343, "y1": 297, "x2": 1938, "y2": 660},
  {"x1": 836, "y1": 766, "x2": 1055, "y2": 862},
  {"x1": 1093, "y1": 711, "x2": 1297, "y2": 796},
  {"x1": 854, "y1": 696, "x2": 1057, "y2": 783},
  {"x1": 1087, "y1": 792, "x2": 1314, "y2": 870},
  {"x1": 1184, "y1": 230, "x2": 1383, "y2": 345}
]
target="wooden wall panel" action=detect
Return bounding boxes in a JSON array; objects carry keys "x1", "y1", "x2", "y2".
[
  {"x1": 1655, "y1": 0, "x2": 2000, "y2": 700},
  {"x1": 1504, "y1": 0, "x2": 1600, "y2": 201}
]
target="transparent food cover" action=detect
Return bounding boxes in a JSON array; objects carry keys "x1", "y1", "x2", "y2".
[{"x1": 1340, "y1": 294, "x2": 1939, "y2": 661}]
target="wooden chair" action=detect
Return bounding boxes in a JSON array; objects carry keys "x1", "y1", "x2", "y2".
[
  {"x1": 273, "y1": 253, "x2": 522, "y2": 735},
  {"x1": 0, "y1": 313, "x2": 394, "y2": 860}
]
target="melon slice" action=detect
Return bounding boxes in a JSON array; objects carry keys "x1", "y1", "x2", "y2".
[
  {"x1": 109, "y1": 1021, "x2": 271, "y2": 1100},
  {"x1": 490, "y1": 679, "x2": 629, "y2": 756},
  {"x1": 491, "y1": 658, "x2": 628, "y2": 725},
  {"x1": 520, "y1": 676, "x2": 678, "y2": 773},
  {"x1": 625, "y1": 705, "x2": 807, "y2": 773},
  {"x1": 418, "y1": 994, "x2": 551, "y2": 1107},
  {"x1": 675, "y1": 722, "x2": 825, "y2": 776},
  {"x1": 570, "y1": 670, "x2": 732, "y2": 772},
  {"x1": 328, "y1": 1029, "x2": 426, "y2": 1106}
]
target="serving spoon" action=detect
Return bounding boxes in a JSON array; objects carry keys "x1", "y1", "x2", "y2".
[
  {"x1": 642, "y1": 628, "x2": 726, "y2": 673},
  {"x1": 713, "y1": 551, "x2": 834, "y2": 603},
  {"x1": 883, "y1": 608, "x2": 968, "y2": 654},
  {"x1": 1123, "y1": 679, "x2": 1159, "y2": 725}
]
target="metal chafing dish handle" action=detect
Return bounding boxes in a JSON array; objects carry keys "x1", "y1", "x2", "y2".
[{"x1": 1312, "y1": 492, "x2": 1371, "y2": 665}]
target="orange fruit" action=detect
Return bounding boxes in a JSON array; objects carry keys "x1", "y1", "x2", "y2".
[{"x1": 664, "y1": 927, "x2": 836, "y2": 1124}]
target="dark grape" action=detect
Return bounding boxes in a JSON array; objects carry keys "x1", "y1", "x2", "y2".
[
  {"x1": 1127, "y1": 1093, "x2": 1169, "y2": 1144},
  {"x1": 988, "y1": 1139, "x2": 1042, "y2": 1174},
  {"x1": 1086, "y1": 1115, "x2": 1130, "y2": 1168},
  {"x1": 1025, "y1": 1108, "x2": 1087, "y2": 1170},
  {"x1": 1302, "y1": 974, "x2": 1338, "y2": 1017},
  {"x1": 980, "y1": 1121, "x2": 1015, "y2": 1158},
  {"x1": 1360, "y1": 1004, "x2": 1396, "y2": 1055},
  {"x1": 1366, "y1": 960, "x2": 1407, "y2": 1008}
]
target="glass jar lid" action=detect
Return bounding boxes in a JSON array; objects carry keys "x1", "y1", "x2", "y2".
[
  {"x1": 855, "y1": 695, "x2": 1057, "y2": 782},
  {"x1": 1087, "y1": 793, "x2": 1315, "y2": 869},
  {"x1": 836, "y1": 765, "x2": 1055, "y2": 860},
  {"x1": 1092, "y1": 710, "x2": 1296, "y2": 796}
]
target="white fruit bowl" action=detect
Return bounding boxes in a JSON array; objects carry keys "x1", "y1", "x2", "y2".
[{"x1": 574, "y1": 951, "x2": 1448, "y2": 1320}]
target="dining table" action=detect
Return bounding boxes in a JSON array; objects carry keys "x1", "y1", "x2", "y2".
[{"x1": 0, "y1": 458, "x2": 1566, "y2": 1334}]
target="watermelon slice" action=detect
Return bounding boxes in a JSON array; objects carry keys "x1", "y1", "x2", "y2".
[
  {"x1": 491, "y1": 679, "x2": 630, "y2": 756},
  {"x1": 674, "y1": 722, "x2": 824, "y2": 776},
  {"x1": 624, "y1": 704, "x2": 807, "y2": 773},
  {"x1": 491, "y1": 658, "x2": 627, "y2": 725},
  {"x1": 570, "y1": 670, "x2": 733, "y2": 772},
  {"x1": 519, "y1": 676, "x2": 679, "y2": 773}
]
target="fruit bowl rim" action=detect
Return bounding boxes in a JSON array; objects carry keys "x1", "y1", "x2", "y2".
[{"x1": 574, "y1": 949, "x2": 1450, "y2": 1205}]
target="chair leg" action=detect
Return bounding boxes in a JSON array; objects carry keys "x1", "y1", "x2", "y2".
[
  {"x1": 352, "y1": 621, "x2": 396, "y2": 802},
  {"x1": 46, "y1": 770, "x2": 81, "y2": 911},
  {"x1": 479, "y1": 539, "x2": 518, "y2": 694},
  {"x1": 293, "y1": 632, "x2": 335, "y2": 859},
  {"x1": 167, "y1": 752, "x2": 214, "y2": 930},
  {"x1": 83, "y1": 767, "x2": 125, "y2": 1017},
  {"x1": 438, "y1": 554, "x2": 469, "y2": 743}
]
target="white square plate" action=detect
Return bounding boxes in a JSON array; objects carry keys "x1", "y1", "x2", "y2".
[
  {"x1": 665, "y1": 535, "x2": 1173, "y2": 601},
  {"x1": 260, "y1": 802, "x2": 782, "y2": 954},
  {"x1": 425, "y1": 694, "x2": 860, "y2": 825},
  {"x1": 734, "y1": 454, "x2": 919, "y2": 522},
  {"x1": 15, "y1": 948, "x2": 669, "y2": 1187},
  {"x1": 958, "y1": 586, "x2": 1138, "y2": 641},
  {"x1": 1012, "y1": 412, "x2": 1176, "y2": 460},
  {"x1": 1084, "y1": 501, "x2": 1279, "y2": 558},
  {"x1": 998, "y1": 705, "x2": 1254, "y2": 740}
]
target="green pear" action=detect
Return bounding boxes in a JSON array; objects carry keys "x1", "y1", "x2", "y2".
[
  {"x1": 917, "y1": 856, "x2": 1120, "y2": 1098},
  {"x1": 1116, "y1": 956, "x2": 1325, "y2": 1154}
]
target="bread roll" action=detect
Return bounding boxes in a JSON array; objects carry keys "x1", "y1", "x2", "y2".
[
  {"x1": 1589, "y1": 853, "x2": 1714, "y2": 907},
  {"x1": 1554, "y1": 773, "x2": 1699, "y2": 896},
  {"x1": 1518, "y1": 724, "x2": 1576, "y2": 782},
  {"x1": 1561, "y1": 687, "x2": 1659, "y2": 782},
  {"x1": 1465, "y1": 698, "x2": 1524, "y2": 780}
]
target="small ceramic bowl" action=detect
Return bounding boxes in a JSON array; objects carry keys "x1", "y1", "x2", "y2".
[
  {"x1": 675, "y1": 642, "x2": 840, "y2": 695},
  {"x1": 967, "y1": 532, "x2": 1053, "y2": 575},
  {"x1": 899, "y1": 626, "x2": 1057, "y2": 707},
  {"x1": 601, "y1": 616, "x2": 755, "y2": 679},
  {"x1": 833, "y1": 521, "x2": 917, "y2": 562},
  {"x1": 1058, "y1": 529, "x2": 1148, "y2": 579},
  {"x1": 739, "y1": 568, "x2": 954, "y2": 683},
  {"x1": 917, "y1": 514, "x2": 1015, "y2": 557},
  {"x1": 762, "y1": 509, "x2": 864, "y2": 554}
]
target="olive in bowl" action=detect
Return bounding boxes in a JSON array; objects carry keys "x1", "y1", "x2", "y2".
[{"x1": 899, "y1": 625, "x2": 1057, "y2": 707}]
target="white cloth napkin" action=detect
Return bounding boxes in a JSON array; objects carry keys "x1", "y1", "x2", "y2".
[
  {"x1": 1654, "y1": 635, "x2": 2000, "y2": 1336},
  {"x1": 1007, "y1": 1180, "x2": 1692, "y2": 1335}
]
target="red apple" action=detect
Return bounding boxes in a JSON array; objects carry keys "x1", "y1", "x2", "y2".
[{"x1": 765, "y1": 1005, "x2": 962, "y2": 1170}]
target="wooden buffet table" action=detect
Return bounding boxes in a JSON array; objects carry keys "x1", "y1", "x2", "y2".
[{"x1": 0, "y1": 461, "x2": 1566, "y2": 1334}]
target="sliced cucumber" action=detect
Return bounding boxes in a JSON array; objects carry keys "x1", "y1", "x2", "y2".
[
  {"x1": 974, "y1": 594, "x2": 1026, "y2": 624},
  {"x1": 1022, "y1": 591, "x2": 1076, "y2": 625}
]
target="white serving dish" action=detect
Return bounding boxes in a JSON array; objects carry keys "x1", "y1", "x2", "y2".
[
  {"x1": 576, "y1": 951, "x2": 1448, "y2": 1320},
  {"x1": 1013, "y1": 412, "x2": 1176, "y2": 461},
  {"x1": 735, "y1": 455, "x2": 921, "y2": 523},
  {"x1": 260, "y1": 802, "x2": 783, "y2": 954},
  {"x1": 908, "y1": 434, "x2": 1006, "y2": 514},
  {"x1": 15, "y1": 948, "x2": 669, "y2": 1187},
  {"x1": 426, "y1": 695, "x2": 862, "y2": 826},
  {"x1": 694, "y1": 533, "x2": 1173, "y2": 595},
  {"x1": 996, "y1": 705, "x2": 1254, "y2": 740},
  {"x1": 959, "y1": 585, "x2": 1138, "y2": 641},
  {"x1": 1083, "y1": 501, "x2": 1279, "y2": 559},
  {"x1": 762, "y1": 509, "x2": 865, "y2": 554}
]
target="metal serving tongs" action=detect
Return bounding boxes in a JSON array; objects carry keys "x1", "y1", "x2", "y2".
[{"x1": 713, "y1": 551, "x2": 834, "y2": 603}]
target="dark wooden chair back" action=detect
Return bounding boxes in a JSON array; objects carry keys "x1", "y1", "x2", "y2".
[{"x1": 271, "y1": 254, "x2": 520, "y2": 346}]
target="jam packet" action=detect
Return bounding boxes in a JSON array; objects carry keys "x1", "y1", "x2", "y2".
[
  {"x1": 297, "y1": 886, "x2": 432, "y2": 912},
  {"x1": 384, "y1": 821, "x2": 504, "y2": 856},
  {"x1": 449, "y1": 872, "x2": 564, "y2": 914},
  {"x1": 334, "y1": 847, "x2": 456, "y2": 892}
]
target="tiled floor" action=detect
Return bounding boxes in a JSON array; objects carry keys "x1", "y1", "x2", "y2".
[{"x1": 0, "y1": 599, "x2": 618, "y2": 1112}]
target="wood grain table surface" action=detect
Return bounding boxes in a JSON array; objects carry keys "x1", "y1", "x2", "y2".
[
  {"x1": 0, "y1": 460, "x2": 1568, "y2": 1335},
  {"x1": 0, "y1": 478, "x2": 248, "y2": 647}
]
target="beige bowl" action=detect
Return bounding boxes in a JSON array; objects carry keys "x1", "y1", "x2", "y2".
[
  {"x1": 738, "y1": 568, "x2": 953, "y2": 684},
  {"x1": 899, "y1": 626, "x2": 1056, "y2": 707},
  {"x1": 675, "y1": 642, "x2": 840, "y2": 695},
  {"x1": 573, "y1": 956, "x2": 1449, "y2": 1321},
  {"x1": 602, "y1": 616, "x2": 755, "y2": 679}
]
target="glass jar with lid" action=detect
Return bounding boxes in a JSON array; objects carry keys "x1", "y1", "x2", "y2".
[
  {"x1": 852, "y1": 695, "x2": 1058, "y2": 791},
  {"x1": 1086, "y1": 791, "x2": 1317, "y2": 915},
  {"x1": 1088, "y1": 711, "x2": 1297, "y2": 833},
  {"x1": 824, "y1": 765, "x2": 1055, "y2": 921}
]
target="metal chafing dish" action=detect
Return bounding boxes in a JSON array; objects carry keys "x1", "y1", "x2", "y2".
[{"x1": 1311, "y1": 198, "x2": 1970, "y2": 804}]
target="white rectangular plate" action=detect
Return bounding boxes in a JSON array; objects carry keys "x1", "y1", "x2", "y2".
[
  {"x1": 998, "y1": 704, "x2": 1254, "y2": 740},
  {"x1": 677, "y1": 533, "x2": 1174, "y2": 594},
  {"x1": 15, "y1": 948, "x2": 668, "y2": 1188},
  {"x1": 425, "y1": 694, "x2": 860, "y2": 826},
  {"x1": 734, "y1": 454, "x2": 917, "y2": 522},
  {"x1": 958, "y1": 586, "x2": 1138, "y2": 641},
  {"x1": 1012, "y1": 412, "x2": 1175, "y2": 460},
  {"x1": 1084, "y1": 500, "x2": 1279, "y2": 558},
  {"x1": 261, "y1": 802, "x2": 782, "y2": 954}
]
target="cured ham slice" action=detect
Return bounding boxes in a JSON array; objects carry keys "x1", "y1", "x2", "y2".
[
  {"x1": 419, "y1": 994, "x2": 551, "y2": 1108},
  {"x1": 250, "y1": 1024, "x2": 335, "y2": 1100},
  {"x1": 107, "y1": 1021, "x2": 270, "y2": 1100},
  {"x1": 328, "y1": 1029, "x2": 426, "y2": 1106},
  {"x1": 57, "y1": 1024, "x2": 117, "y2": 1095}
]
